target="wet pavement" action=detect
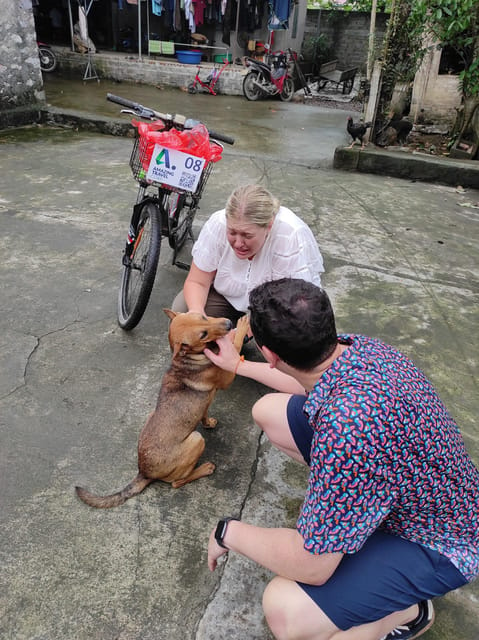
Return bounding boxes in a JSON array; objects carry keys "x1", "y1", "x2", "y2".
[
  {"x1": 0, "y1": 76, "x2": 478, "y2": 639},
  {"x1": 40, "y1": 73, "x2": 358, "y2": 168}
]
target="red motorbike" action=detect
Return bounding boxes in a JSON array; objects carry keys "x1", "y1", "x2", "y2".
[{"x1": 242, "y1": 49, "x2": 295, "y2": 102}]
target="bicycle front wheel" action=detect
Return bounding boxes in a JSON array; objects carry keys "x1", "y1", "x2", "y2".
[
  {"x1": 166, "y1": 192, "x2": 190, "y2": 250},
  {"x1": 118, "y1": 201, "x2": 161, "y2": 330}
]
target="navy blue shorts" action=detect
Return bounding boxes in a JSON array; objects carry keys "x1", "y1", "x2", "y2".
[{"x1": 286, "y1": 394, "x2": 468, "y2": 630}]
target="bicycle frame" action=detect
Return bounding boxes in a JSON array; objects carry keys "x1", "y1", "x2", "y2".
[
  {"x1": 106, "y1": 92, "x2": 234, "y2": 330},
  {"x1": 188, "y1": 58, "x2": 230, "y2": 96}
]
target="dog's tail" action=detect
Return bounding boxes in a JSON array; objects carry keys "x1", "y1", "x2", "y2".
[{"x1": 75, "y1": 473, "x2": 153, "y2": 508}]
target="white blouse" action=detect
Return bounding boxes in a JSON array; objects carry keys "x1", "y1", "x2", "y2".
[{"x1": 191, "y1": 206, "x2": 324, "y2": 312}]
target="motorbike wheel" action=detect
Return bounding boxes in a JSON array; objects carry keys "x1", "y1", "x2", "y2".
[
  {"x1": 280, "y1": 77, "x2": 295, "y2": 102},
  {"x1": 243, "y1": 72, "x2": 261, "y2": 101},
  {"x1": 38, "y1": 46, "x2": 57, "y2": 73}
]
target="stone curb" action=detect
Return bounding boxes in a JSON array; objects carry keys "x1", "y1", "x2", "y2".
[{"x1": 333, "y1": 146, "x2": 479, "y2": 189}]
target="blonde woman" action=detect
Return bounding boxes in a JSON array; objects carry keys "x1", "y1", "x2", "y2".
[{"x1": 172, "y1": 184, "x2": 324, "y2": 323}]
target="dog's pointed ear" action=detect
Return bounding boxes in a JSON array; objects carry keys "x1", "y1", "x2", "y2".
[{"x1": 164, "y1": 309, "x2": 178, "y2": 321}]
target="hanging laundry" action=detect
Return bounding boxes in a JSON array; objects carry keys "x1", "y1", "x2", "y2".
[
  {"x1": 193, "y1": 0, "x2": 207, "y2": 26},
  {"x1": 152, "y1": 0, "x2": 163, "y2": 15},
  {"x1": 268, "y1": 0, "x2": 291, "y2": 29},
  {"x1": 174, "y1": 0, "x2": 182, "y2": 31},
  {"x1": 184, "y1": 0, "x2": 196, "y2": 32},
  {"x1": 221, "y1": 0, "x2": 236, "y2": 45}
]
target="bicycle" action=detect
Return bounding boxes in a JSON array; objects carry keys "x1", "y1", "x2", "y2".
[
  {"x1": 187, "y1": 57, "x2": 231, "y2": 96},
  {"x1": 106, "y1": 93, "x2": 234, "y2": 331}
]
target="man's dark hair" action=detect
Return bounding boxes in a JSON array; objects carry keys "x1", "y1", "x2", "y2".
[{"x1": 248, "y1": 278, "x2": 338, "y2": 370}]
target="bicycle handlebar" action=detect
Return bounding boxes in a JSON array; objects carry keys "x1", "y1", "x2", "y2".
[
  {"x1": 202, "y1": 127, "x2": 234, "y2": 146},
  {"x1": 107, "y1": 93, "x2": 234, "y2": 145}
]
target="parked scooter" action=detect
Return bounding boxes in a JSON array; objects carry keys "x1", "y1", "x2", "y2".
[
  {"x1": 38, "y1": 42, "x2": 57, "y2": 72},
  {"x1": 242, "y1": 49, "x2": 295, "y2": 102}
]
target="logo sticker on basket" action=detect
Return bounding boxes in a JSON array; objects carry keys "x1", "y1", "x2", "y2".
[{"x1": 146, "y1": 145, "x2": 206, "y2": 192}]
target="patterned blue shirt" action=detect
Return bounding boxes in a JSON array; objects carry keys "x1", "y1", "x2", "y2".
[{"x1": 297, "y1": 334, "x2": 479, "y2": 581}]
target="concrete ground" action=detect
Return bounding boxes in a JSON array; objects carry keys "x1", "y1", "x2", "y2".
[{"x1": 0, "y1": 77, "x2": 478, "y2": 639}]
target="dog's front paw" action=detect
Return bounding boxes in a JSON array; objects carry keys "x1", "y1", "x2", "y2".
[
  {"x1": 202, "y1": 416, "x2": 218, "y2": 429},
  {"x1": 235, "y1": 315, "x2": 250, "y2": 348},
  {"x1": 237, "y1": 314, "x2": 250, "y2": 334}
]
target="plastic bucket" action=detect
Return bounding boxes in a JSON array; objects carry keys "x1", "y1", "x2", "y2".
[
  {"x1": 213, "y1": 53, "x2": 232, "y2": 63},
  {"x1": 176, "y1": 50, "x2": 202, "y2": 64}
]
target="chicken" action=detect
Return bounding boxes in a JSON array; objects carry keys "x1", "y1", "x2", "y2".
[
  {"x1": 347, "y1": 117, "x2": 372, "y2": 149},
  {"x1": 390, "y1": 116, "x2": 413, "y2": 144},
  {"x1": 416, "y1": 109, "x2": 434, "y2": 126}
]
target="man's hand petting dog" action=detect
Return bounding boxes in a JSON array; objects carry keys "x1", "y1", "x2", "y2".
[
  {"x1": 204, "y1": 315, "x2": 250, "y2": 373},
  {"x1": 204, "y1": 334, "x2": 240, "y2": 372}
]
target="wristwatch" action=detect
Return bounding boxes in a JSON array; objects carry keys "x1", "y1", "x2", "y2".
[{"x1": 214, "y1": 517, "x2": 238, "y2": 549}]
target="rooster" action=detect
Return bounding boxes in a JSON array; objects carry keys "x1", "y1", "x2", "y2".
[{"x1": 347, "y1": 117, "x2": 372, "y2": 149}]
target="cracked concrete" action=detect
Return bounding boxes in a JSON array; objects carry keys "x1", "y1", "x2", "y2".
[{"x1": 0, "y1": 78, "x2": 478, "y2": 639}]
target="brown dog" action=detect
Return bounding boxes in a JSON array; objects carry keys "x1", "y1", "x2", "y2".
[{"x1": 75, "y1": 310, "x2": 249, "y2": 508}]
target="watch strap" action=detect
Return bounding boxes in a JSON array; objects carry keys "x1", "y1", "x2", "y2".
[{"x1": 214, "y1": 517, "x2": 238, "y2": 549}]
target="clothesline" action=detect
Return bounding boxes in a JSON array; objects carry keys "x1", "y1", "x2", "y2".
[
  {"x1": 169, "y1": 42, "x2": 229, "y2": 52},
  {"x1": 118, "y1": 0, "x2": 292, "y2": 37}
]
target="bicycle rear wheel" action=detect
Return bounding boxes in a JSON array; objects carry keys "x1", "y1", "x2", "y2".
[{"x1": 118, "y1": 201, "x2": 161, "y2": 330}]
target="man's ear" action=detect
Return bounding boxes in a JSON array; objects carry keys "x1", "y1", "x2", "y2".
[{"x1": 260, "y1": 345, "x2": 279, "y2": 368}]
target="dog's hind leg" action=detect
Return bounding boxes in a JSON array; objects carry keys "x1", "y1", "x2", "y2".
[
  {"x1": 171, "y1": 461, "x2": 215, "y2": 488},
  {"x1": 168, "y1": 431, "x2": 215, "y2": 488}
]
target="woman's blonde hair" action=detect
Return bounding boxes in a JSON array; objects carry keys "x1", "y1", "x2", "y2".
[{"x1": 225, "y1": 184, "x2": 280, "y2": 228}]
